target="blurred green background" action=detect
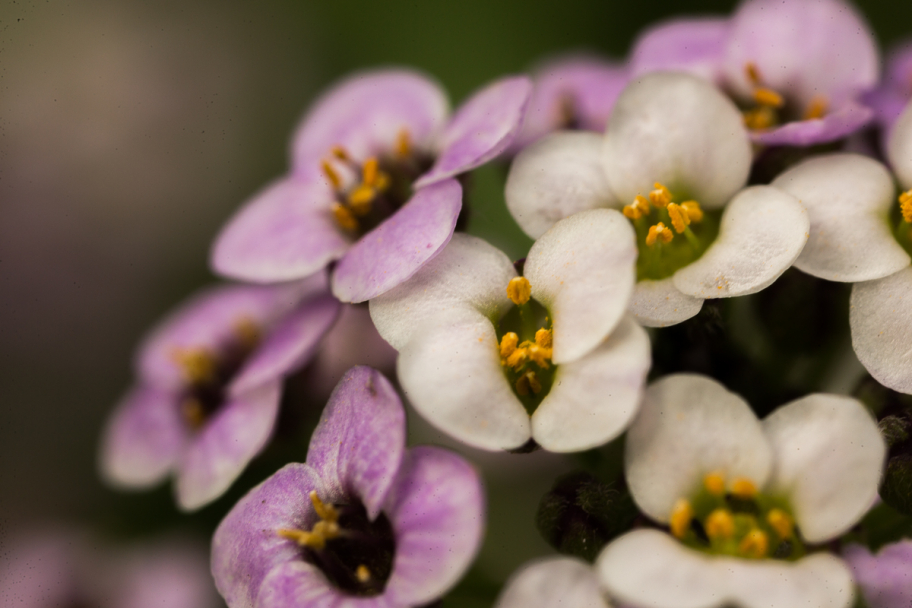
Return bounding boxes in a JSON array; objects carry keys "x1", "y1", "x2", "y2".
[{"x1": 0, "y1": 0, "x2": 908, "y2": 603}]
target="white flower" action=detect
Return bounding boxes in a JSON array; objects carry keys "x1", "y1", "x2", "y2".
[
  {"x1": 494, "y1": 557, "x2": 611, "y2": 608},
  {"x1": 505, "y1": 71, "x2": 809, "y2": 327},
  {"x1": 369, "y1": 210, "x2": 650, "y2": 452},
  {"x1": 596, "y1": 374, "x2": 885, "y2": 608}
]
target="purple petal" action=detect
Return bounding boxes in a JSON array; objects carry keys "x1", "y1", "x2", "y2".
[
  {"x1": 99, "y1": 386, "x2": 187, "y2": 489},
  {"x1": 230, "y1": 295, "x2": 341, "y2": 395},
  {"x1": 383, "y1": 446, "x2": 484, "y2": 606},
  {"x1": 751, "y1": 101, "x2": 874, "y2": 146},
  {"x1": 630, "y1": 17, "x2": 730, "y2": 83},
  {"x1": 176, "y1": 381, "x2": 281, "y2": 511},
  {"x1": 331, "y1": 178, "x2": 461, "y2": 303},
  {"x1": 291, "y1": 69, "x2": 449, "y2": 173},
  {"x1": 256, "y1": 561, "x2": 364, "y2": 608},
  {"x1": 865, "y1": 88, "x2": 910, "y2": 132},
  {"x1": 306, "y1": 366, "x2": 406, "y2": 520},
  {"x1": 116, "y1": 540, "x2": 220, "y2": 608},
  {"x1": 414, "y1": 76, "x2": 532, "y2": 187},
  {"x1": 211, "y1": 463, "x2": 326, "y2": 608},
  {"x1": 211, "y1": 176, "x2": 349, "y2": 283},
  {"x1": 844, "y1": 541, "x2": 912, "y2": 608},
  {"x1": 886, "y1": 40, "x2": 912, "y2": 93}
]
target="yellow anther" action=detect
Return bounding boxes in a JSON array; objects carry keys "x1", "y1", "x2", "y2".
[
  {"x1": 705, "y1": 509, "x2": 736, "y2": 540},
  {"x1": 670, "y1": 499, "x2": 693, "y2": 539},
  {"x1": 803, "y1": 95, "x2": 829, "y2": 120},
  {"x1": 667, "y1": 203, "x2": 690, "y2": 234},
  {"x1": 332, "y1": 202, "x2": 359, "y2": 232},
  {"x1": 730, "y1": 478, "x2": 758, "y2": 499},
  {"x1": 396, "y1": 129, "x2": 412, "y2": 158},
  {"x1": 506, "y1": 348, "x2": 529, "y2": 370},
  {"x1": 766, "y1": 509, "x2": 794, "y2": 539},
  {"x1": 373, "y1": 171, "x2": 391, "y2": 192},
  {"x1": 738, "y1": 529, "x2": 769, "y2": 558},
  {"x1": 516, "y1": 371, "x2": 542, "y2": 396},
  {"x1": 356, "y1": 565, "x2": 371, "y2": 583},
  {"x1": 680, "y1": 201, "x2": 704, "y2": 223},
  {"x1": 649, "y1": 183, "x2": 672, "y2": 208},
  {"x1": 527, "y1": 343, "x2": 552, "y2": 369},
  {"x1": 276, "y1": 491, "x2": 341, "y2": 550},
  {"x1": 499, "y1": 332, "x2": 519, "y2": 359},
  {"x1": 171, "y1": 348, "x2": 217, "y2": 385},
  {"x1": 507, "y1": 276, "x2": 532, "y2": 305},
  {"x1": 362, "y1": 157, "x2": 380, "y2": 187},
  {"x1": 234, "y1": 317, "x2": 260, "y2": 350},
  {"x1": 321, "y1": 160, "x2": 343, "y2": 190},
  {"x1": 743, "y1": 106, "x2": 777, "y2": 131},
  {"x1": 745, "y1": 62, "x2": 762, "y2": 86},
  {"x1": 310, "y1": 490, "x2": 339, "y2": 523},
  {"x1": 703, "y1": 471, "x2": 726, "y2": 496},
  {"x1": 535, "y1": 328, "x2": 552, "y2": 349},
  {"x1": 753, "y1": 87, "x2": 785, "y2": 108},
  {"x1": 645, "y1": 222, "x2": 674, "y2": 246},
  {"x1": 181, "y1": 398, "x2": 207, "y2": 429},
  {"x1": 899, "y1": 190, "x2": 912, "y2": 224},
  {"x1": 348, "y1": 184, "x2": 376, "y2": 215},
  {"x1": 331, "y1": 146, "x2": 350, "y2": 161},
  {"x1": 623, "y1": 195, "x2": 651, "y2": 220}
]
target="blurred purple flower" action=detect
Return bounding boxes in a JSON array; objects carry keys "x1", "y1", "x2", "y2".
[
  {"x1": 844, "y1": 541, "x2": 912, "y2": 608},
  {"x1": 211, "y1": 69, "x2": 531, "y2": 303},
  {"x1": 629, "y1": 16, "x2": 730, "y2": 83},
  {"x1": 100, "y1": 272, "x2": 340, "y2": 510},
  {"x1": 211, "y1": 366, "x2": 484, "y2": 608},
  {"x1": 865, "y1": 40, "x2": 912, "y2": 132}
]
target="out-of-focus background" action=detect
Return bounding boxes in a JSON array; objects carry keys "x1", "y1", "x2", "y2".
[{"x1": 0, "y1": 0, "x2": 908, "y2": 603}]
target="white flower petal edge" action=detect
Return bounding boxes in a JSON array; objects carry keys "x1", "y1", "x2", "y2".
[
  {"x1": 628, "y1": 277, "x2": 704, "y2": 327},
  {"x1": 887, "y1": 99, "x2": 912, "y2": 189},
  {"x1": 725, "y1": 553, "x2": 855, "y2": 608},
  {"x1": 495, "y1": 557, "x2": 611, "y2": 608},
  {"x1": 397, "y1": 310, "x2": 531, "y2": 451},
  {"x1": 602, "y1": 71, "x2": 751, "y2": 210},
  {"x1": 532, "y1": 317, "x2": 650, "y2": 453},
  {"x1": 525, "y1": 209, "x2": 637, "y2": 364},
  {"x1": 672, "y1": 186, "x2": 809, "y2": 299},
  {"x1": 625, "y1": 374, "x2": 773, "y2": 523},
  {"x1": 369, "y1": 234, "x2": 516, "y2": 351},
  {"x1": 762, "y1": 394, "x2": 885, "y2": 543},
  {"x1": 505, "y1": 132, "x2": 617, "y2": 239},
  {"x1": 772, "y1": 154, "x2": 909, "y2": 283},
  {"x1": 850, "y1": 267, "x2": 912, "y2": 394}
]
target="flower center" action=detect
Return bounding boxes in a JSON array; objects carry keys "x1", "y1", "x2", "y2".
[
  {"x1": 496, "y1": 276, "x2": 556, "y2": 412},
  {"x1": 668, "y1": 471, "x2": 804, "y2": 560},
  {"x1": 170, "y1": 317, "x2": 260, "y2": 431},
  {"x1": 277, "y1": 491, "x2": 395, "y2": 597},
  {"x1": 322, "y1": 130, "x2": 434, "y2": 237},
  {"x1": 740, "y1": 63, "x2": 828, "y2": 132},
  {"x1": 621, "y1": 182, "x2": 720, "y2": 281}
]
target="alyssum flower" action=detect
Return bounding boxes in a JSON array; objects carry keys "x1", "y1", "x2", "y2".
[
  {"x1": 211, "y1": 366, "x2": 483, "y2": 608},
  {"x1": 100, "y1": 273, "x2": 339, "y2": 510},
  {"x1": 211, "y1": 68, "x2": 531, "y2": 303},
  {"x1": 370, "y1": 210, "x2": 650, "y2": 452},
  {"x1": 505, "y1": 71, "x2": 809, "y2": 327},
  {"x1": 597, "y1": 374, "x2": 885, "y2": 608}
]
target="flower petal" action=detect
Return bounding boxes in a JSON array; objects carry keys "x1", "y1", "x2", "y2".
[
  {"x1": 602, "y1": 72, "x2": 751, "y2": 210},
  {"x1": 305, "y1": 366, "x2": 406, "y2": 520},
  {"x1": 630, "y1": 17, "x2": 731, "y2": 83},
  {"x1": 397, "y1": 311, "x2": 531, "y2": 451},
  {"x1": 625, "y1": 374, "x2": 772, "y2": 523},
  {"x1": 672, "y1": 185, "x2": 809, "y2": 299},
  {"x1": 850, "y1": 268, "x2": 912, "y2": 394},
  {"x1": 888, "y1": 100, "x2": 912, "y2": 190},
  {"x1": 495, "y1": 557, "x2": 609, "y2": 608},
  {"x1": 175, "y1": 381, "x2": 281, "y2": 511},
  {"x1": 100, "y1": 387, "x2": 186, "y2": 489},
  {"x1": 525, "y1": 209, "x2": 637, "y2": 363},
  {"x1": 291, "y1": 69, "x2": 449, "y2": 170},
  {"x1": 383, "y1": 446, "x2": 484, "y2": 606},
  {"x1": 725, "y1": 553, "x2": 855, "y2": 608},
  {"x1": 369, "y1": 233, "x2": 516, "y2": 351},
  {"x1": 750, "y1": 102, "x2": 874, "y2": 147},
  {"x1": 210, "y1": 177, "x2": 349, "y2": 283},
  {"x1": 596, "y1": 529, "x2": 724, "y2": 608},
  {"x1": 505, "y1": 132, "x2": 616, "y2": 239},
  {"x1": 211, "y1": 463, "x2": 326, "y2": 608},
  {"x1": 843, "y1": 541, "x2": 912, "y2": 608},
  {"x1": 256, "y1": 561, "x2": 377, "y2": 608},
  {"x1": 532, "y1": 317, "x2": 650, "y2": 452},
  {"x1": 628, "y1": 278, "x2": 704, "y2": 328},
  {"x1": 762, "y1": 394, "x2": 885, "y2": 544},
  {"x1": 415, "y1": 76, "x2": 532, "y2": 188},
  {"x1": 331, "y1": 178, "x2": 462, "y2": 303}
]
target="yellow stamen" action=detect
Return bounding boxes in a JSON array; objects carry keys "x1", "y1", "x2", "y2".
[
  {"x1": 332, "y1": 202, "x2": 359, "y2": 232},
  {"x1": 310, "y1": 490, "x2": 339, "y2": 523},
  {"x1": 171, "y1": 348, "x2": 217, "y2": 385},
  {"x1": 507, "y1": 276, "x2": 532, "y2": 305},
  {"x1": 527, "y1": 343, "x2": 552, "y2": 369},
  {"x1": 899, "y1": 190, "x2": 912, "y2": 224},
  {"x1": 670, "y1": 499, "x2": 693, "y2": 539},
  {"x1": 516, "y1": 371, "x2": 542, "y2": 396},
  {"x1": 703, "y1": 471, "x2": 726, "y2": 496},
  {"x1": 649, "y1": 183, "x2": 672, "y2": 208},
  {"x1": 680, "y1": 200, "x2": 704, "y2": 223},
  {"x1": 667, "y1": 203, "x2": 690, "y2": 234},
  {"x1": 745, "y1": 62, "x2": 762, "y2": 86},
  {"x1": 753, "y1": 87, "x2": 784, "y2": 108},
  {"x1": 743, "y1": 106, "x2": 777, "y2": 131},
  {"x1": 730, "y1": 478, "x2": 758, "y2": 499},
  {"x1": 396, "y1": 129, "x2": 411, "y2": 158},
  {"x1": 362, "y1": 157, "x2": 379, "y2": 188},
  {"x1": 276, "y1": 491, "x2": 341, "y2": 550},
  {"x1": 331, "y1": 146, "x2": 349, "y2": 161},
  {"x1": 535, "y1": 328, "x2": 552, "y2": 349},
  {"x1": 348, "y1": 185, "x2": 375, "y2": 215},
  {"x1": 705, "y1": 509, "x2": 736, "y2": 540},
  {"x1": 766, "y1": 509, "x2": 794, "y2": 539},
  {"x1": 356, "y1": 565, "x2": 371, "y2": 583},
  {"x1": 506, "y1": 347, "x2": 529, "y2": 370},
  {"x1": 803, "y1": 95, "x2": 829, "y2": 120},
  {"x1": 499, "y1": 332, "x2": 519, "y2": 359},
  {"x1": 321, "y1": 160, "x2": 343, "y2": 190},
  {"x1": 623, "y1": 195, "x2": 651, "y2": 220},
  {"x1": 738, "y1": 529, "x2": 769, "y2": 558},
  {"x1": 373, "y1": 172, "x2": 391, "y2": 192},
  {"x1": 645, "y1": 222, "x2": 674, "y2": 246}
]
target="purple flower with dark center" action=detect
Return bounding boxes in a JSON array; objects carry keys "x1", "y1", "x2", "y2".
[
  {"x1": 100, "y1": 272, "x2": 340, "y2": 511},
  {"x1": 211, "y1": 366, "x2": 484, "y2": 608},
  {"x1": 211, "y1": 69, "x2": 531, "y2": 304},
  {"x1": 844, "y1": 541, "x2": 912, "y2": 608}
]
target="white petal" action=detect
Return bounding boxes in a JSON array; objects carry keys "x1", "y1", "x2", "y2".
[
  {"x1": 602, "y1": 72, "x2": 751, "y2": 210},
  {"x1": 762, "y1": 394, "x2": 885, "y2": 544},
  {"x1": 397, "y1": 310, "x2": 531, "y2": 451},
  {"x1": 625, "y1": 374, "x2": 772, "y2": 523},
  {"x1": 369, "y1": 233, "x2": 516, "y2": 351},
  {"x1": 725, "y1": 553, "x2": 855, "y2": 608},
  {"x1": 673, "y1": 186, "x2": 809, "y2": 299},
  {"x1": 888, "y1": 100, "x2": 912, "y2": 189},
  {"x1": 495, "y1": 557, "x2": 610, "y2": 608},
  {"x1": 505, "y1": 132, "x2": 617, "y2": 239},
  {"x1": 628, "y1": 277, "x2": 704, "y2": 327},
  {"x1": 525, "y1": 209, "x2": 637, "y2": 363},
  {"x1": 532, "y1": 317, "x2": 650, "y2": 453},
  {"x1": 772, "y1": 154, "x2": 908, "y2": 282},
  {"x1": 596, "y1": 529, "x2": 725, "y2": 608},
  {"x1": 850, "y1": 268, "x2": 912, "y2": 394}
]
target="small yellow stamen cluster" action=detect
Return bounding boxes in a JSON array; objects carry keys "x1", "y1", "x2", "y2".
[
  {"x1": 802, "y1": 95, "x2": 829, "y2": 121},
  {"x1": 322, "y1": 146, "x2": 393, "y2": 233},
  {"x1": 742, "y1": 62, "x2": 784, "y2": 131},
  {"x1": 171, "y1": 348, "x2": 217, "y2": 386},
  {"x1": 355, "y1": 564, "x2": 372, "y2": 583},
  {"x1": 899, "y1": 189, "x2": 912, "y2": 224},
  {"x1": 277, "y1": 491, "x2": 341, "y2": 550},
  {"x1": 624, "y1": 182, "x2": 703, "y2": 247},
  {"x1": 499, "y1": 277, "x2": 553, "y2": 396}
]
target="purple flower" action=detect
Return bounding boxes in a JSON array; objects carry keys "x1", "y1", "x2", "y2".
[
  {"x1": 211, "y1": 366, "x2": 484, "y2": 608},
  {"x1": 866, "y1": 40, "x2": 912, "y2": 132},
  {"x1": 100, "y1": 272, "x2": 340, "y2": 510},
  {"x1": 629, "y1": 16, "x2": 731, "y2": 84},
  {"x1": 211, "y1": 69, "x2": 531, "y2": 303},
  {"x1": 844, "y1": 541, "x2": 912, "y2": 608}
]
